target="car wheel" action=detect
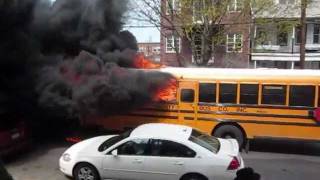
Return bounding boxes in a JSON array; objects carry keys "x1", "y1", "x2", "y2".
[
  {"x1": 213, "y1": 125, "x2": 245, "y2": 147},
  {"x1": 74, "y1": 163, "x2": 100, "y2": 180},
  {"x1": 181, "y1": 174, "x2": 207, "y2": 180}
]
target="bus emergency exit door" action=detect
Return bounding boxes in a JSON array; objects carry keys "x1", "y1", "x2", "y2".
[{"x1": 178, "y1": 81, "x2": 198, "y2": 125}]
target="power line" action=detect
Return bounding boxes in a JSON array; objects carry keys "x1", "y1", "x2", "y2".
[
  {"x1": 124, "y1": 19, "x2": 320, "y2": 28},
  {"x1": 124, "y1": 25, "x2": 161, "y2": 28}
]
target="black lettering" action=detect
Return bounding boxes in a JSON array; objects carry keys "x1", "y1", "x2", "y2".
[
  {"x1": 199, "y1": 106, "x2": 210, "y2": 111},
  {"x1": 237, "y1": 107, "x2": 247, "y2": 112},
  {"x1": 218, "y1": 107, "x2": 228, "y2": 112}
]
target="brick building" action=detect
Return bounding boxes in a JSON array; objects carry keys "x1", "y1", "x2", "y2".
[
  {"x1": 160, "y1": 0, "x2": 320, "y2": 69},
  {"x1": 160, "y1": 0, "x2": 251, "y2": 68},
  {"x1": 138, "y1": 42, "x2": 161, "y2": 62}
]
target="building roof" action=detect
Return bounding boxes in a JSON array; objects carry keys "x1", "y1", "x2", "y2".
[
  {"x1": 254, "y1": 0, "x2": 320, "y2": 19},
  {"x1": 160, "y1": 67, "x2": 320, "y2": 83},
  {"x1": 130, "y1": 123, "x2": 192, "y2": 141},
  {"x1": 138, "y1": 42, "x2": 160, "y2": 45}
]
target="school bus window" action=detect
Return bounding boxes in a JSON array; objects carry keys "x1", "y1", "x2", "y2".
[
  {"x1": 219, "y1": 84, "x2": 237, "y2": 104},
  {"x1": 240, "y1": 84, "x2": 258, "y2": 105},
  {"x1": 289, "y1": 86, "x2": 315, "y2": 107},
  {"x1": 181, "y1": 89, "x2": 195, "y2": 103},
  {"x1": 199, "y1": 83, "x2": 216, "y2": 103},
  {"x1": 262, "y1": 85, "x2": 286, "y2": 105}
]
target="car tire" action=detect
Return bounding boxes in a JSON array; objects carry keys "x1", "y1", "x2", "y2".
[
  {"x1": 73, "y1": 163, "x2": 100, "y2": 180},
  {"x1": 213, "y1": 125, "x2": 245, "y2": 148},
  {"x1": 181, "y1": 174, "x2": 207, "y2": 180}
]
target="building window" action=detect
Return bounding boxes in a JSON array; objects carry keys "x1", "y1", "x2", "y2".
[
  {"x1": 227, "y1": 33, "x2": 243, "y2": 52},
  {"x1": 277, "y1": 31, "x2": 288, "y2": 46},
  {"x1": 166, "y1": 35, "x2": 180, "y2": 53},
  {"x1": 166, "y1": 0, "x2": 180, "y2": 14},
  {"x1": 278, "y1": 0, "x2": 290, "y2": 4},
  {"x1": 295, "y1": 25, "x2": 306, "y2": 44},
  {"x1": 314, "y1": 24, "x2": 320, "y2": 44},
  {"x1": 228, "y1": 0, "x2": 243, "y2": 12},
  {"x1": 256, "y1": 28, "x2": 269, "y2": 45},
  {"x1": 276, "y1": 24, "x2": 289, "y2": 46}
]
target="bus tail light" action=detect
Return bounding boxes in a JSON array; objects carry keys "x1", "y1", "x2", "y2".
[
  {"x1": 313, "y1": 108, "x2": 320, "y2": 123},
  {"x1": 227, "y1": 157, "x2": 240, "y2": 170}
]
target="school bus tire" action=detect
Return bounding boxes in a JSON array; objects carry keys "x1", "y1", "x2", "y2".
[{"x1": 213, "y1": 124, "x2": 245, "y2": 148}]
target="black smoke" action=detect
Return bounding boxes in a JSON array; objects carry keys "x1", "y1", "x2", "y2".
[{"x1": 0, "y1": 0, "x2": 172, "y2": 137}]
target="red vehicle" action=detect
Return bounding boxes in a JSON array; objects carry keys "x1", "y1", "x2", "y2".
[{"x1": 0, "y1": 113, "x2": 31, "y2": 157}]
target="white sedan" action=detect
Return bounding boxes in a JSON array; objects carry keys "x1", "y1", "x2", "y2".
[{"x1": 59, "y1": 123, "x2": 244, "y2": 180}]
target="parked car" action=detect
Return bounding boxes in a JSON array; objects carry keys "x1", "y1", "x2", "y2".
[
  {"x1": 0, "y1": 113, "x2": 31, "y2": 158},
  {"x1": 59, "y1": 123, "x2": 244, "y2": 180}
]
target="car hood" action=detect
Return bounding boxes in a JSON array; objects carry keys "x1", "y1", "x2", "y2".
[
  {"x1": 64, "y1": 135, "x2": 116, "y2": 156},
  {"x1": 217, "y1": 138, "x2": 239, "y2": 157}
]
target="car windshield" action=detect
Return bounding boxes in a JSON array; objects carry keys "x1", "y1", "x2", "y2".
[
  {"x1": 98, "y1": 130, "x2": 132, "y2": 152},
  {"x1": 189, "y1": 129, "x2": 220, "y2": 153}
]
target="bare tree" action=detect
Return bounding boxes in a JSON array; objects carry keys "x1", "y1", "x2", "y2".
[{"x1": 133, "y1": 0, "x2": 280, "y2": 67}]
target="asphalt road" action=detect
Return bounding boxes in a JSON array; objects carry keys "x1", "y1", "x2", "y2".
[{"x1": 4, "y1": 140, "x2": 320, "y2": 180}]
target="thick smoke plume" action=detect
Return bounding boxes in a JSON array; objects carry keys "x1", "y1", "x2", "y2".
[{"x1": 0, "y1": 0, "x2": 172, "y2": 136}]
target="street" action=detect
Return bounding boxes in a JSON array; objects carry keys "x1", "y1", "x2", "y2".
[
  {"x1": 4, "y1": 140, "x2": 320, "y2": 180},
  {"x1": 1, "y1": 0, "x2": 320, "y2": 180}
]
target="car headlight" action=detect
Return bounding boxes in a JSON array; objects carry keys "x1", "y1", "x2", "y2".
[{"x1": 62, "y1": 153, "x2": 71, "y2": 162}]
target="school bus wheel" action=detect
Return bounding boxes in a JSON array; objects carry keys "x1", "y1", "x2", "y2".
[{"x1": 213, "y1": 124, "x2": 245, "y2": 148}]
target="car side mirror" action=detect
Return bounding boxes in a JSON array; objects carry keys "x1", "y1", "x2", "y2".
[{"x1": 111, "y1": 149, "x2": 118, "y2": 156}]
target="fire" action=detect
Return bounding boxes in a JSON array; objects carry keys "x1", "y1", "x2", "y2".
[
  {"x1": 134, "y1": 53, "x2": 164, "y2": 69},
  {"x1": 133, "y1": 53, "x2": 177, "y2": 102},
  {"x1": 154, "y1": 79, "x2": 177, "y2": 102}
]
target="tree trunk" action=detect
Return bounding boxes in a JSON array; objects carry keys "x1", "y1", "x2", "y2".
[
  {"x1": 300, "y1": 0, "x2": 306, "y2": 69},
  {"x1": 200, "y1": 33, "x2": 212, "y2": 66}
]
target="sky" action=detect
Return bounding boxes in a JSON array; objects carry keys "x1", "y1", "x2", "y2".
[
  {"x1": 124, "y1": 27, "x2": 160, "y2": 43},
  {"x1": 124, "y1": 0, "x2": 160, "y2": 43}
]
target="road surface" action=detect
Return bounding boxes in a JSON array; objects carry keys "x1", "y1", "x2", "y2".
[{"x1": 4, "y1": 140, "x2": 320, "y2": 180}]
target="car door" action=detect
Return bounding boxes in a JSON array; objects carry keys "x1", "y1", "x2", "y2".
[
  {"x1": 102, "y1": 138, "x2": 149, "y2": 180},
  {"x1": 143, "y1": 139, "x2": 197, "y2": 180}
]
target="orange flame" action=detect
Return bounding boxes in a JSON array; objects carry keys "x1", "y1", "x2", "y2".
[
  {"x1": 134, "y1": 53, "x2": 164, "y2": 69},
  {"x1": 134, "y1": 53, "x2": 177, "y2": 102},
  {"x1": 154, "y1": 79, "x2": 177, "y2": 102}
]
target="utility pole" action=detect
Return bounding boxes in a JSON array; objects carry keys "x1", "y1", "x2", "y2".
[{"x1": 300, "y1": 0, "x2": 307, "y2": 69}]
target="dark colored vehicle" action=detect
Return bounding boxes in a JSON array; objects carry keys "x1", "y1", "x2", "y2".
[{"x1": 0, "y1": 113, "x2": 31, "y2": 157}]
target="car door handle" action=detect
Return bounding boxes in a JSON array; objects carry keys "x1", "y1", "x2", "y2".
[
  {"x1": 133, "y1": 159, "x2": 143, "y2": 164},
  {"x1": 174, "y1": 161, "x2": 184, "y2": 166}
]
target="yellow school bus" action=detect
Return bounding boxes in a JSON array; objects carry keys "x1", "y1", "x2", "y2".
[{"x1": 83, "y1": 68, "x2": 320, "y2": 147}]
